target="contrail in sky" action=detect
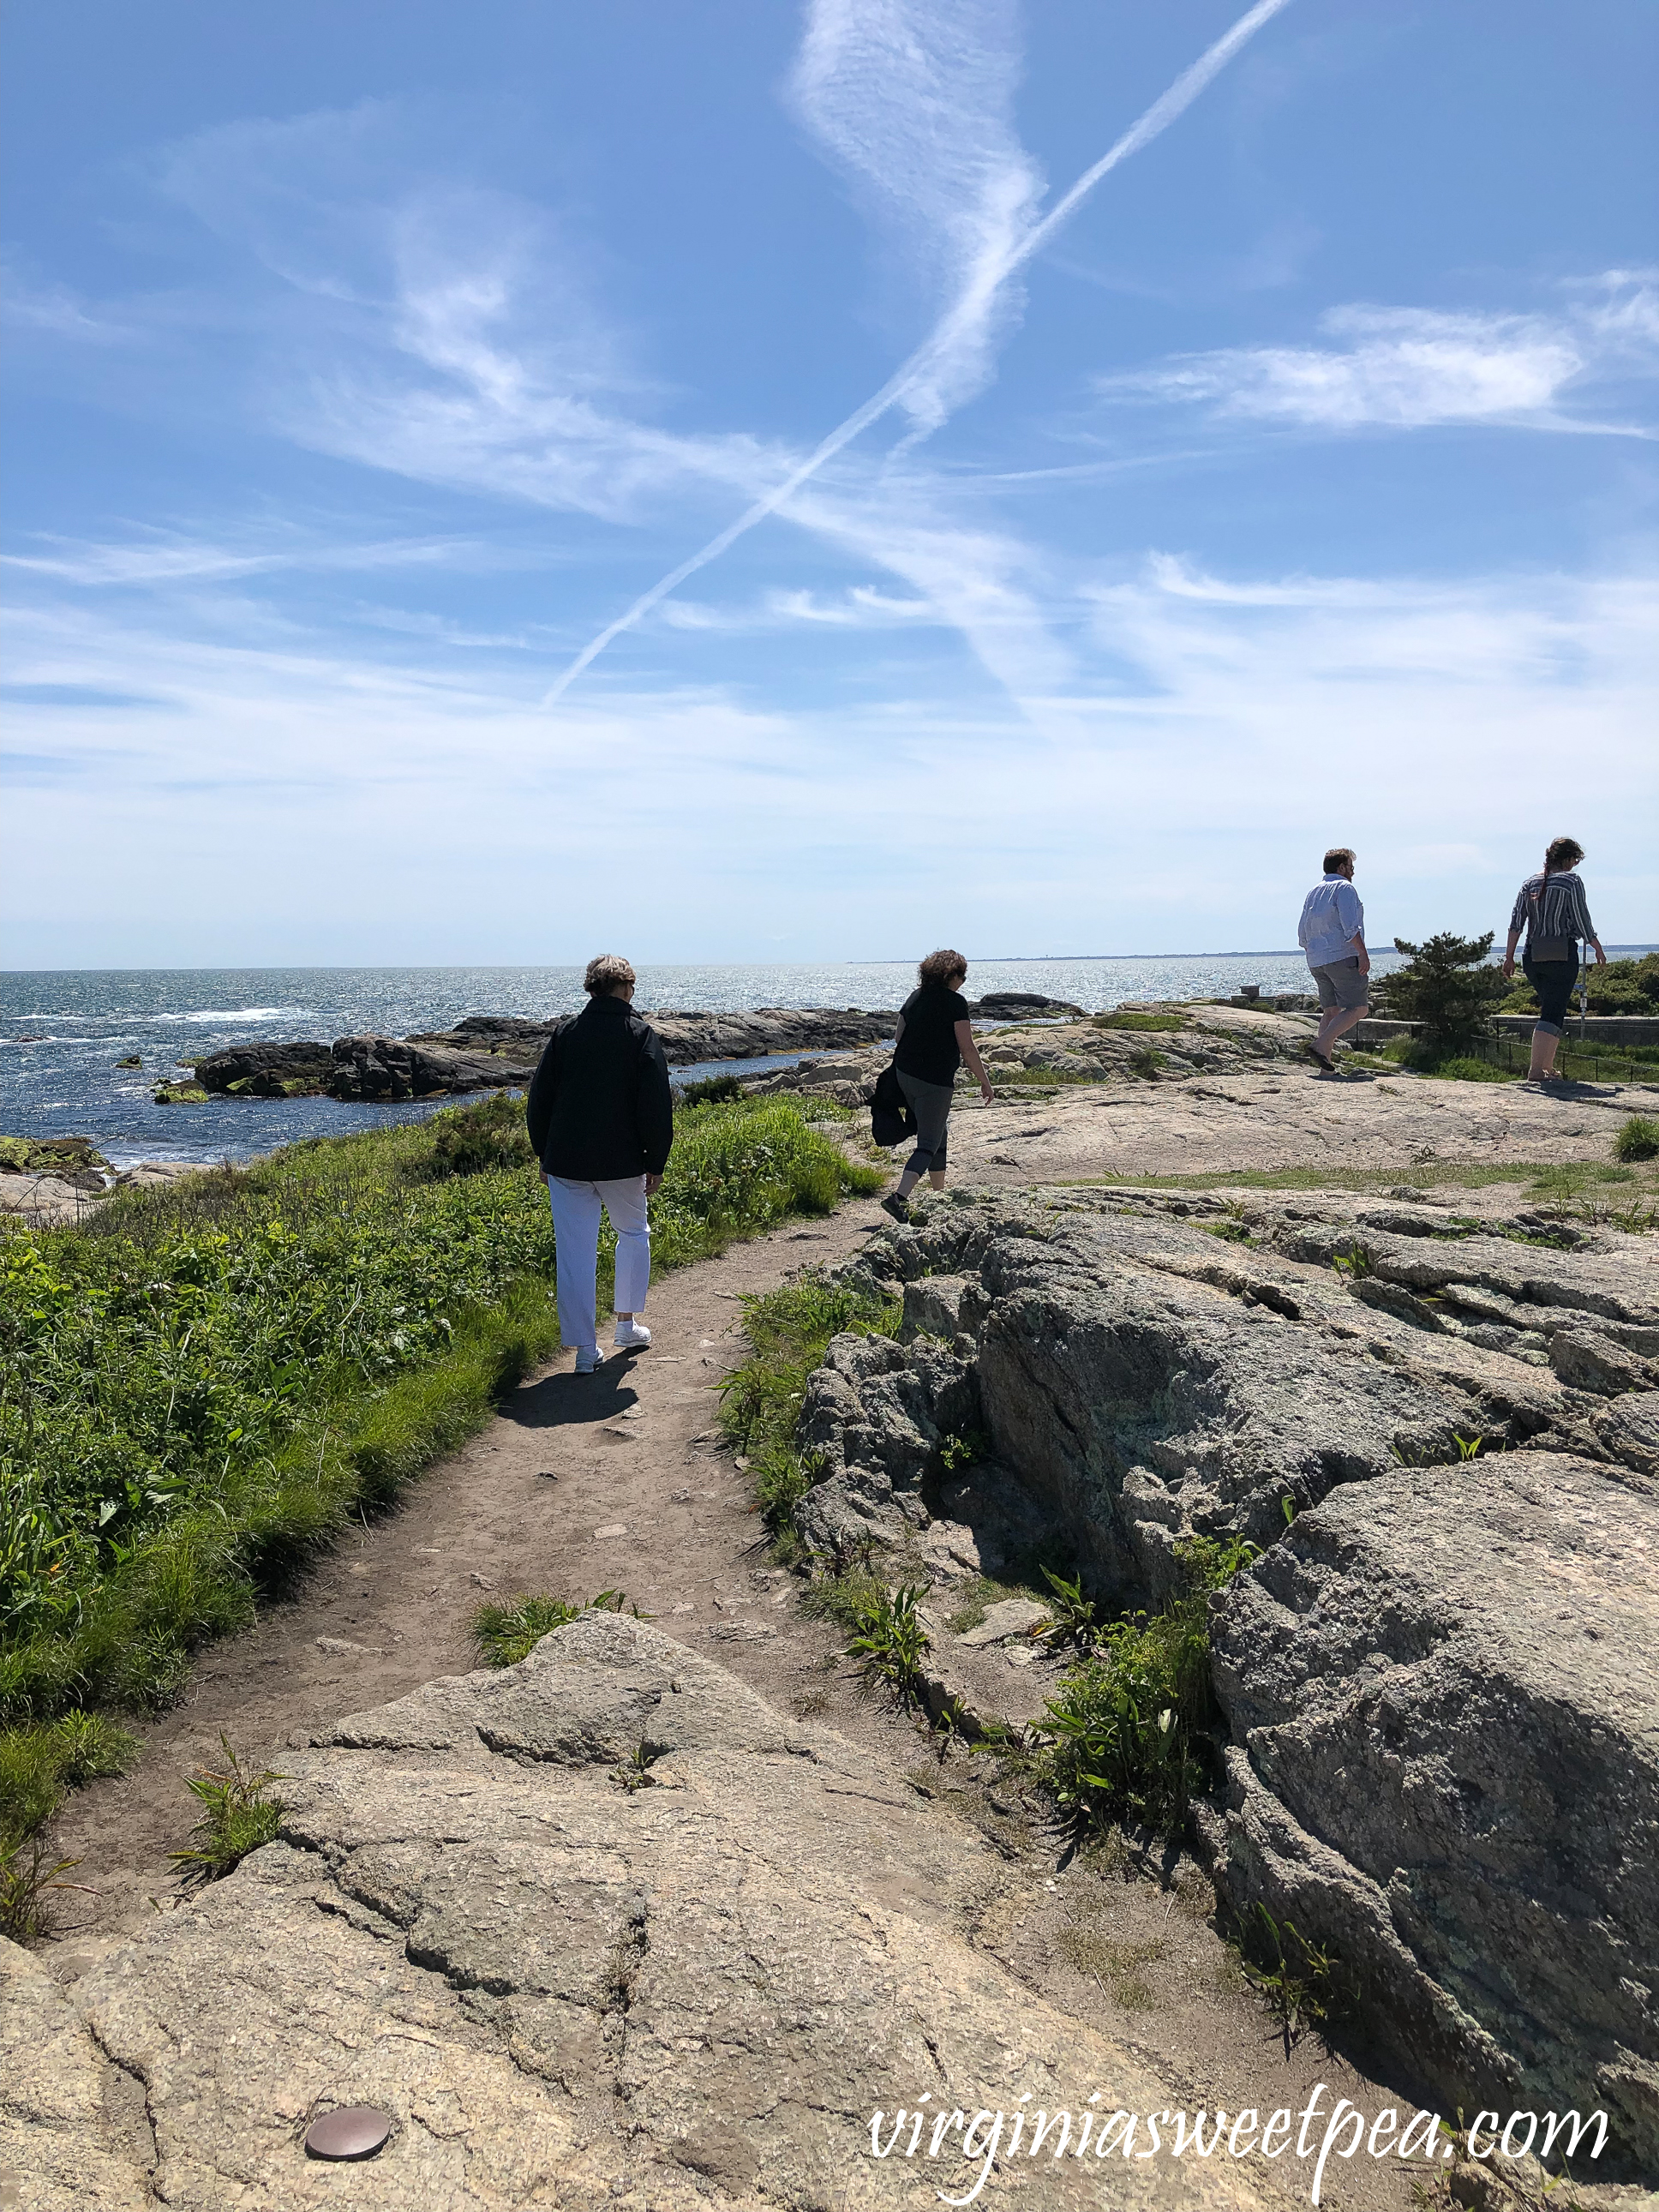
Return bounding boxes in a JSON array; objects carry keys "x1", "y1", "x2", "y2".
[{"x1": 542, "y1": 0, "x2": 1294, "y2": 704}]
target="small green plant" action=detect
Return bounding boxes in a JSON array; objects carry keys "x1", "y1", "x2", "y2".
[
  {"x1": 1176, "y1": 1531, "x2": 1261, "y2": 1587},
  {"x1": 1613, "y1": 1113, "x2": 1659, "y2": 1164},
  {"x1": 471, "y1": 1587, "x2": 633, "y2": 1667},
  {"x1": 937, "y1": 1428, "x2": 987, "y2": 1472},
  {"x1": 1093, "y1": 1010, "x2": 1188, "y2": 1032},
  {"x1": 1332, "y1": 1244, "x2": 1373, "y2": 1280},
  {"x1": 1201, "y1": 1219, "x2": 1255, "y2": 1244},
  {"x1": 845, "y1": 1584, "x2": 930, "y2": 1695},
  {"x1": 1452, "y1": 1434, "x2": 1484, "y2": 1461},
  {"x1": 0, "y1": 1833, "x2": 87, "y2": 1942},
  {"x1": 169, "y1": 1735, "x2": 285, "y2": 1888},
  {"x1": 1280, "y1": 1496, "x2": 1297, "y2": 1527},
  {"x1": 1038, "y1": 1565, "x2": 1099, "y2": 1652},
  {"x1": 1128, "y1": 1046, "x2": 1165, "y2": 1079},
  {"x1": 611, "y1": 1738, "x2": 665, "y2": 1792},
  {"x1": 676, "y1": 1072, "x2": 747, "y2": 1106},
  {"x1": 1241, "y1": 1903, "x2": 1338, "y2": 2053}
]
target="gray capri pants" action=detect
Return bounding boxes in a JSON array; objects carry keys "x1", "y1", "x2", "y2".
[{"x1": 897, "y1": 1070, "x2": 954, "y2": 1176}]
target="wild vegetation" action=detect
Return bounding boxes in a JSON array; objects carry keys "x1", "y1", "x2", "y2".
[
  {"x1": 471, "y1": 1586, "x2": 637, "y2": 1667},
  {"x1": 0, "y1": 1090, "x2": 878, "y2": 1855},
  {"x1": 717, "y1": 1274, "x2": 901, "y2": 1552},
  {"x1": 1501, "y1": 950, "x2": 1659, "y2": 1017},
  {"x1": 1370, "y1": 930, "x2": 1504, "y2": 1059}
]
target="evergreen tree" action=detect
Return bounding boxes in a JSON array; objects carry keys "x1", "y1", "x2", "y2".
[{"x1": 1373, "y1": 932, "x2": 1503, "y2": 1058}]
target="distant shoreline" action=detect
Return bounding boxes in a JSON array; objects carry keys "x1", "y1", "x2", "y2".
[{"x1": 4, "y1": 945, "x2": 1656, "y2": 977}]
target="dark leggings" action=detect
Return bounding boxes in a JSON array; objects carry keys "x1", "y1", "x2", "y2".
[
  {"x1": 1524, "y1": 951, "x2": 1579, "y2": 1036},
  {"x1": 897, "y1": 1070, "x2": 952, "y2": 1175}
]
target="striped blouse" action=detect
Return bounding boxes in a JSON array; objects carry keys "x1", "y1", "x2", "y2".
[{"x1": 1510, "y1": 871, "x2": 1595, "y2": 949}]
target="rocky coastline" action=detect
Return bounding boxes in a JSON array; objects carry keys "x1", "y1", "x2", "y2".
[{"x1": 176, "y1": 992, "x2": 1087, "y2": 1104}]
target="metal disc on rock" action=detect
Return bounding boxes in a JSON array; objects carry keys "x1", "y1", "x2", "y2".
[{"x1": 304, "y1": 2105, "x2": 392, "y2": 2160}]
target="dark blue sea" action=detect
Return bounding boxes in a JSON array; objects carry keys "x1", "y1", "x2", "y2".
[{"x1": 4, "y1": 952, "x2": 1412, "y2": 1166}]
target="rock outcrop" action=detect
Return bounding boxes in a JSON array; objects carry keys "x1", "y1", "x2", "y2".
[
  {"x1": 5, "y1": 1613, "x2": 1278, "y2": 2212},
  {"x1": 793, "y1": 1186, "x2": 1659, "y2": 1592},
  {"x1": 785, "y1": 1186, "x2": 1659, "y2": 2164},
  {"x1": 1210, "y1": 1453, "x2": 1659, "y2": 2165},
  {"x1": 413, "y1": 1008, "x2": 904, "y2": 1067}
]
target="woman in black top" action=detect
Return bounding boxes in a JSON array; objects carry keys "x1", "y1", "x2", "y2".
[
  {"x1": 1500, "y1": 836, "x2": 1607, "y2": 1082},
  {"x1": 881, "y1": 949, "x2": 993, "y2": 1221}
]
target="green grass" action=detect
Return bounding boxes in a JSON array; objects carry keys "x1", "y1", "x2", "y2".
[
  {"x1": 0, "y1": 1093, "x2": 878, "y2": 1857},
  {"x1": 167, "y1": 1735, "x2": 284, "y2": 1889},
  {"x1": 718, "y1": 1275, "x2": 901, "y2": 1553},
  {"x1": 1092, "y1": 1010, "x2": 1189, "y2": 1032},
  {"x1": 1614, "y1": 1114, "x2": 1659, "y2": 1163},
  {"x1": 470, "y1": 1587, "x2": 635, "y2": 1667}
]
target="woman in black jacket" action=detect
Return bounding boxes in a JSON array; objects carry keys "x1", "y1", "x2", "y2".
[
  {"x1": 880, "y1": 948, "x2": 993, "y2": 1223},
  {"x1": 526, "y1": 954, "x2": 673, "y2": 1371}
]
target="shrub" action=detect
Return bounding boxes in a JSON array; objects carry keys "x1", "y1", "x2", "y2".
[
  {"x1": 424, "y1": 1090, "x2": 536, "y2": 1178},
  {"x1": 1128, "y1": 1046, "x2": 1165, "y2": 1078},
  {"x1": 1614, "y1": 1114, "x2": 1659, "y2": 1164},
  {"x1": 676, "y1": 1073, "x2": 746, "y2": 1106},
  {"x1": 1372, "y1": 932, "x2": 1504, "y2": 1057}
]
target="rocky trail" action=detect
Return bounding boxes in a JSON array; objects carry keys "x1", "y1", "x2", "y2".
[{"x1": 11, "y1": 1054, "x2": 1659, "y2": 2210}]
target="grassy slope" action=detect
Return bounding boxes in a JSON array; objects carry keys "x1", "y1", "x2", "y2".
[{"x1": 0, "y1": 1091, "x2": 880, "y2": 1857}]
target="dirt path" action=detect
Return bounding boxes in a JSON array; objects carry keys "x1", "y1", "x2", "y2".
[
  {"x1": 42, "y1": 1196, "x2": 889, "y2": 1948},
  {"x1": 37, "y1": 1167, "x2": 1478, "y2": 2211}
]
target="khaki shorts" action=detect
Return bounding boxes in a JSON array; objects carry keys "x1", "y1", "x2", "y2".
[{"x1": 1311, "y1": 958, "x2": 1369, "y2": 1011}]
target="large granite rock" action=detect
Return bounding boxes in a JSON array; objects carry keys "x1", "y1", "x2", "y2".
[
  {"x1": 418, "y1": 1008, "x2": 901, "y2": 1068},
  {"x1": 1209, "y1": 1453, "x2": 1659, "y2": 2172},
  {"x1": 782, "y1": 1186, "x2": 1659, "y2": 2170},
  {"x1": 791, "y1": 1187, "x2": 1659, "y2": 1595},
  {"x1": 6, "y1": 1613, "x2": 1277, "y2": 2212},
  {"x1": 192, "y1": 1040, "x2": 336, "y2": 1095},
  {"x1": 326, "y1": 1034, "x2": 525, "y2": 1101}
]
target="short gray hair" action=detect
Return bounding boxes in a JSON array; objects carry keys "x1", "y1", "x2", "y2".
[{"x1": 584, "y1": 953, "x2": 637, "y2": 996}]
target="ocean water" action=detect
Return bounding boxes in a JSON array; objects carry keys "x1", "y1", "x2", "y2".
[{"x1": 3, "y1": 954, "x2": 1404, "y2": 1166}]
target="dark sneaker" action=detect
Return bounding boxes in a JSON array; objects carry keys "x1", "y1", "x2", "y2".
[
  {"x1": 1303, "y1": 1040, "x2": 1336, "y2": 1072},
  {"x1": 879, "y1": 1194, "x2": 910, "y2": 1224}
]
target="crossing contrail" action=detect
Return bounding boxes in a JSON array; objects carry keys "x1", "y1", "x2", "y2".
[{"x1": 542, "y1": 0, "x2": 1294, "y2": 704}]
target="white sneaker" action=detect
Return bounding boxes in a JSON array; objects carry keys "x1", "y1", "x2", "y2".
[
  {"x1": 614, "y1": 1319, "x2": 652, "y2": 1351},
  {"x1": 573, "y1": 1346, "x2": 602, "y2": 1374}
]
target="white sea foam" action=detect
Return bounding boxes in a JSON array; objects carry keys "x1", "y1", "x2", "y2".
[{"x1": 153, "y1": 1007, "x2": 302, "y2": 1023}]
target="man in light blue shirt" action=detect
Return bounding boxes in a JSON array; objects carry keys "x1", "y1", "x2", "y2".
[{"x1": 1297, "y1": 847, "x2": 1370, "y2": 1071}]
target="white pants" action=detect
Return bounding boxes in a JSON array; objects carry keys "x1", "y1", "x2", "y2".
[{"x1": 545, "y1": 1174, "x2": 651, "y2": 1352}]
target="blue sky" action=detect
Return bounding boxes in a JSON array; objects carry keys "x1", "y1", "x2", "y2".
[{"x1": 3, "y1": 0, "x2": 1655, "y2": 968}]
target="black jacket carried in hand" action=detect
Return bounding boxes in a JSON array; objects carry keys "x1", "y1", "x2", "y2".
[
  {"x1": 525, "y1": 995, "x2": 674, "y2": 1181},
  {"x1": 870, "y1": 1062, "x2": 918, "y2": 1149}
]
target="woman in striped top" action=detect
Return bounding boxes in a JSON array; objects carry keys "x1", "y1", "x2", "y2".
[{"x1": 1501, "y1": 836, "x2": 1608, "y2": 1082}]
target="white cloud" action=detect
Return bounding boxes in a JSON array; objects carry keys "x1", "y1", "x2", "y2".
[
  {"x1": 1, "y1": 270, "x2": 130, "y2": 345},
  {"x1": 788, "y1": 0, "x2": 1042, "y2": 435},
  {"x1": 0, "y1": 529, "x2": 482, "y2": 589},
  {"x1": 1100, "y1": 278, "x2": 1659, "y2": 432},
  {"x1": 8, "y1": 552, "x2": 1652, "y2": 964}
]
